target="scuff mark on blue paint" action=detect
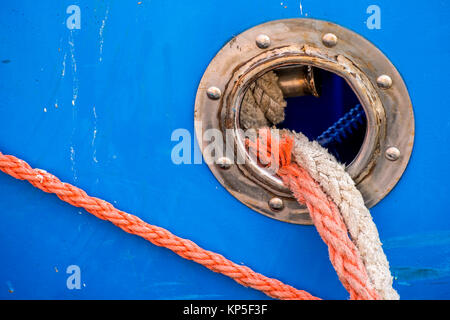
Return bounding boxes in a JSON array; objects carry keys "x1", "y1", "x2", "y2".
[
  {"x1": 98, "y1": 6, "x2": 109, "y2": 63},
  {"x1": 67, "y1": 29, "x2": 79, "y2": 182},
  {"x1": 92, "y1": 105, "x2": 98, "y2": 163},
  {"x1": 68, "y1": 30, "x2": 78, "y2": 106},
  {"x1": 392, "y1": 266, "x2": 450, "y2": 282},
  {"x1": 383, "y1": 231, "x2": 450, "y2": 250},
  {"x1": 70, "y1": 146, "x2": 78, "y2": 182},
  {"x1": 6, "y1": 281, "x2": 14, "y2": 293},
  {"x1": 384, "y1": 231, "x2": 450, "y2": 286},
  {"x1": 61, "y1": 52, "x2": 67, "y2": 78}
]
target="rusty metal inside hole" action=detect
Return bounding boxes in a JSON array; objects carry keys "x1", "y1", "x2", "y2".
[{"x1": 239, "y1": 65, "x2": 368, "y2": 166}]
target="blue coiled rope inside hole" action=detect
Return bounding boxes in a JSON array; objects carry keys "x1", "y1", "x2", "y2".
[{"x1": 316, "y1": 104, "x2": 365, "y2": 160}]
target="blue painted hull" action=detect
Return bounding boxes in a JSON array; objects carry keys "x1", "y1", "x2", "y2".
[{"x1": 0, "y1": 0, "x2": 449, "y2": 299}]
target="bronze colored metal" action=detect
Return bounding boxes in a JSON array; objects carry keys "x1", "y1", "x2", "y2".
[
  {"x1": 194, "y1": 19, "x2": 415, "y2": 225},
  {"x1": 276, "y1": 66, "x2": 319, "y2": 98}
]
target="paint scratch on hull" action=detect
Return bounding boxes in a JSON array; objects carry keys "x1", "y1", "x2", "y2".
[
  {"x1": 92, "y1": 105, "x2": 98, "y2": 163},
  {"x1": 392, "y1": 266, "x2": 450, "y2": 283},
  {"x1": 383, "y1": 231, "x2": 450, "y2": 250},
  {"x1": 98, "y1": 6, "x2": 109, "y2": 62}
]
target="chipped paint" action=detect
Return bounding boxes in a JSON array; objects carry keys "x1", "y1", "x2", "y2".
[
  {"x1": 98, "y1": 6, "x2": 109, "y2": 62},
  {"x1": 68, "y1": 31, "x2": 78, "y2": 106},
  {"x1": 70, "y1": 146, "x2": 77, "y2": 182},
  {"x1": 92, "y1": 105, "x2": 98, "y2": 163},
  {"x1": 61, "y1": 52, "x2": 67, "y2": 78},
  {"x1": 383, "y1": 231, "x2": 450, "y2": 250},
  {"x1": 68, "y1": 29, "x2": 79, "y2": 182},
  {"x1": 6, "y1": 281, "x2": 14, "y2": 293},
  {"x1": 392, "y1": 266, "x2": 450, "y2": 283}
]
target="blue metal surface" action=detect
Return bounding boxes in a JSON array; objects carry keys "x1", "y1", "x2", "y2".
[{"x1": 0, "y1": 0, "x2": 449, "y2": 299}]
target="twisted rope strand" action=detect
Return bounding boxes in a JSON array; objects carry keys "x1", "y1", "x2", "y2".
[
  {"x1": 0, "y1": 128, "x2": 390, "y2": 299},
  {"x1": 292, "y1": 131, "x2": 399, "y2": 300},
  {"x1": 246, "y1": 129, "x2": 380, "y2": 300},
  {"x1": 0, "y1": 151, "x2": 319, "y2": 300}
]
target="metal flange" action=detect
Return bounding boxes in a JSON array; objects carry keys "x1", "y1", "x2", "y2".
[{"x1": 194, "y1": 18, "x2": 414, "y2": 225}]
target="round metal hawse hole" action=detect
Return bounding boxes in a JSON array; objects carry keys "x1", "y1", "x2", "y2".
[{"x1": 194, "y1": 19, "x2": 415, "y2": 225}]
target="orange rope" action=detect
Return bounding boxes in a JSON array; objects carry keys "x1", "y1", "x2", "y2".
[
  {"x1": 0, "y1": 151, "x2": 319, "y2": 300},
  {"x1": 246, "y1": 129, "x2": 380, "y2": 300},
  {"x1": 0, "y1": 129, "x2": 379, "y2": 299}
]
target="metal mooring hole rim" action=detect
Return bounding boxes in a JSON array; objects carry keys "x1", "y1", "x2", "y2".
[
  {"x1": 232, "y1": 60, "x2": 377, "y2": 196},
  {"x1": 194, "y1": 18, "x2": 415, "y2": 225}
]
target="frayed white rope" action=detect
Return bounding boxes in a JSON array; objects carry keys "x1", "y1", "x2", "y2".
[{"x1": 290, "y1": 131, "x2": 399, "y2": 300}]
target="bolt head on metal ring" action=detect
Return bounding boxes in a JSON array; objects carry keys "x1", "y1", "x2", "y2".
[{"x1": 256, "y1": 34, "x2": 271, "y2": 49}]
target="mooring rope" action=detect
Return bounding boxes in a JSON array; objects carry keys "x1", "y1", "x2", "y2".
[
  {"x1": 0, "y1": 150, "x2": 319, "y2": 300},
  {"x1": 247, "y1": 129, "x2": 380, "y2": 300},
  {"x1": 0, "y1": 127, "x2": 396, "y2": 299}
]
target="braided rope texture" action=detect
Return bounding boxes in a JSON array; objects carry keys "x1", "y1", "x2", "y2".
[
  {"x1": 247, "y1": 129, "x2": 380, "y2": 300},
  {"x1": 0, "y1": 151, "x2": 319, "y2": 300},
  {"x1": 291, "y1": 131, "x2": 399, "y2": 300}
]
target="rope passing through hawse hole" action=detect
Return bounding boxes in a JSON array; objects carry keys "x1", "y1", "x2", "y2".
[{"x1": 0, "y1": 128, "x2": 398, "y2": 300}]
